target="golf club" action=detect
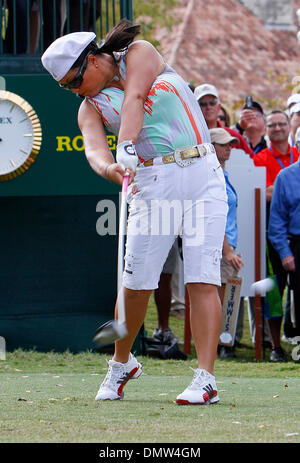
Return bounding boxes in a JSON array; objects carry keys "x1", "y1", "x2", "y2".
[{"x1": 93, "y1": 173, "x2": 129, "y2": 346}]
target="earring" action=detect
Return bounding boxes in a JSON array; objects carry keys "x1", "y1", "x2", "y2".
[{"x1": 113, "y1": 75, "x2": 120, "y2": 81}]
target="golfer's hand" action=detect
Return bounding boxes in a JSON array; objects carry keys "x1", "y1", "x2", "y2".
[
  {"x1": 282, "y1": 255, "x2": 295, "y2": 272},
  {"x1": 116, "y1": 140, "x2": 139, "y2": 173},
  {"x1": 104, "y1": 163, "x2": 135, "y2": 185}
]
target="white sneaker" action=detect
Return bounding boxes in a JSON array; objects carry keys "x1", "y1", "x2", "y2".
[
  {"x1": 95, "y1": 353, "x2": 142, "y2": 401},
  {"x1": 176, "y1": 368, "x2": 219, "y2": 405}
]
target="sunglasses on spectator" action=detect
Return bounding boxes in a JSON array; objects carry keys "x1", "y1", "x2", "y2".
[
  {"x1": 199, "y1": 100, "x2": 218, "y2": 108},
  {"x1": 59, "y1": 52, "x2": 92, "y2": 90},
  {"x1": 266, "y1": 122, "x2": 288, "y2": 129}
]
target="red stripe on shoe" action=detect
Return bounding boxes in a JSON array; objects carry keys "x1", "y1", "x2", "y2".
[
  {"x1": 176, "y1": 399, "x2": 207, "y2": 405},
  {"x1": 117, "y1": 367, "x2": 139, "y2": 396},
  {"x1": 203, "y1": 392, "x2": 210, "y2": 402}
]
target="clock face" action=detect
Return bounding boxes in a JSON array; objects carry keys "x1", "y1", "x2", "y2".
[{"x1": 0, "y1": 90, "x2": 42, "y2": 181}]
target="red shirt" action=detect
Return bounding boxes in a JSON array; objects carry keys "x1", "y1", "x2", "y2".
[{"x1": 253, "y1": 144, "x2": 299, "y2": 187}]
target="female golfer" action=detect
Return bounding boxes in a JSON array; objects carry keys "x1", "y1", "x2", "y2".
[{"x1": 42, "y1": 19, "x2": 228, "y2": 405}]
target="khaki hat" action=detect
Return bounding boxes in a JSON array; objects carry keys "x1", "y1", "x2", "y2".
[
  {"x1": 194, "y1": 83, "x2": 219, "y2": 101},
  {"x1": 209, "y1": 128, "x2": 239, "y2": 145},
  {"x1": 41, "y1": 31, "x2": 96, "y2": 81}
]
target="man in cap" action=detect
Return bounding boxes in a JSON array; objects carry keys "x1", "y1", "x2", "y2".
[
  {"x1": 234, "y1": 98, "x2": 267, "y2": 154},
  {"x1": 286, "y1": 93, "x2": 300, "y2": 117},
  {"x1": 194, "y1": 83, "x2": 255, "y2": 158}
]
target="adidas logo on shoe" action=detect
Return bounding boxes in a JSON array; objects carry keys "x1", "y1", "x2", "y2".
[{"x1": 176, "y1": 368, "x2": 219, "y2": 405}]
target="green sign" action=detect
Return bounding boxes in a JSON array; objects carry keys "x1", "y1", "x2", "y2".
[
  {"x1": 0, "y1": 74, "x2": 120, "y2": 196},
  {"x1": 0, "y1": 74, "x2": 122, "y2": 353}
]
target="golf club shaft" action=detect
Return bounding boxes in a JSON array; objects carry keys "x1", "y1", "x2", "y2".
[{"x1": 117, "y1": 173, "x2": 129, "y2": 325}]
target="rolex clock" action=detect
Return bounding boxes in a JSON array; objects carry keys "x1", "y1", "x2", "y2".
[{"x1": 0, "y1": 90, "x2": 42, "y2": 181}]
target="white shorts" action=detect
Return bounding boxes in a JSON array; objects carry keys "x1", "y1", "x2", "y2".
[{"x1": 123, "y1": 148, "x2": 228, "y2": 290}]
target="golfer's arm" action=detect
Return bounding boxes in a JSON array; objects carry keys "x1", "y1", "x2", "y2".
[
  {"x1": 118, "y1": 41, "x2": 164, "y2": 144},
  {"x1": 78, "y1": 100, "x2": 114, "y2": 177}
]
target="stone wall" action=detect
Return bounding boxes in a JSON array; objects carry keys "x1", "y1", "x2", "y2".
[{"x1": 239, "y1": 0, "x2": 296, "y2": 29}]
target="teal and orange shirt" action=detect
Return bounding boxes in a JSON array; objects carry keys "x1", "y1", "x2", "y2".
[{"x1": 87, "y1": 41, "x2": 210, "y2": 161}]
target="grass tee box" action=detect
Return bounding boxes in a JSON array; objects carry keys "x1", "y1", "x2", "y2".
[{"x1": 0, "y1": 350, "x2": 300, "y2": 444}]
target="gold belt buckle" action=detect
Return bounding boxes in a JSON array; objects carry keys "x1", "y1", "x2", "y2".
[
  {"x1": 174, "y1": 147, "x2": 197, "y2": 167},
  {"x1": 162, "y1": 154, "x2": 175, "y2": 164}
]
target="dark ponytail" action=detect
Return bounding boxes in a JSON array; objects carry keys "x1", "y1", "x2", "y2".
[
  {"x1": 99, "y1": 19, "x2": 141, "y2": 55},
  {"x1": 71, "y1": 19, "x2": 140, "y2": 70}
]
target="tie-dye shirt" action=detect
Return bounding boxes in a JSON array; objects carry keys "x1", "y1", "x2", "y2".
[{"x1": 87, "y1": 40, "x2": 210, "y2": 161}]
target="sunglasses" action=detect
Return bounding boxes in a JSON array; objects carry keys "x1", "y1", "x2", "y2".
[
  {"x1": 199, "y1": 100, "x2": 218, "y2": 108},
  {"x1": 59, "y1": 52, "x2": 92, "y2": 90}
]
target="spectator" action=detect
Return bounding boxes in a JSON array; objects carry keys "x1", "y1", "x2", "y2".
[
  {"x1": 286, "y1": 93, "x2": 300, "y2": 117},
  {"x1": 288, "y1": 102, "x2": 300, "y2": 148},
  {"x1": 194, "y1": 83, "x2": 255, "y2": 158},
  {"x1": 195, "y1": 86, "x2": 269, "y2": 349},
  {"x1": 3, "y1": 0, "x2": 32, "y2": 53},
  {"x1": 218, "y1": 106, "x2": 231, "y2": 127},
  {"x1": 169, "y1": 249, "x2": 185, "y2": 320},
  {"x1": 234, "y1": 98, "x2": 268, "y2": 154},
  {"x1": 238, "y1": 99, "x2": 272, "y2": 347},
  {"x1": 268, "y1": 155, "x2": 300, "y2": 344},
  {"x1": 25, "y1": 0, "x2": 64, "y2": 52},
  {"x1": 63, "y1": 0, "x2": 101, "y2": 34},
  {"x1": 279, "y1": 126, "x2": 300, "y2": 343},
  {"x1": 253, "y1": 110, "x2": 300, "y2": 361},
  {"x1": 210, "y1": 128, "x2": 244, "y2": 358},
  {"x1": 152, "y1": 240, "x2": 179, "y2": 345},
  {"x1": 296, "y1": 126, "x2": 300, "y2": 154},
  {"x1": 31, "y1": 1, "x2": 101, "y2": 52}
]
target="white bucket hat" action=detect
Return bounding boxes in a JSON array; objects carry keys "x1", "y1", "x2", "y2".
[{"x1": 41, "y1": 32, "x2": 96, "y2": 81}]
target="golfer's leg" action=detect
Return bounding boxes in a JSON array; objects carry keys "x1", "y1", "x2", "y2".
[
  {"x1": 113, "y1": 288, "x2": 152, "y2": 363},
  {"x1": 187, "y1": 282, "x2": 222, "y2": 375}
]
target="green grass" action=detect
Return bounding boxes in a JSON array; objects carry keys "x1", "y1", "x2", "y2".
[{"x1": 0, "y1": 296, "x2": 300, "y2": 443}]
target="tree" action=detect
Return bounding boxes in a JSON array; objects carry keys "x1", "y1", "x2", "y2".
[{"x1": 133, "y1": 0, "x2": 180, "y2": 48}]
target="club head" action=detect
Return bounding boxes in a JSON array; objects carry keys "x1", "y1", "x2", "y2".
[{"x1": 93, "y1": 320, "x2": 128, "y2": 346}]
